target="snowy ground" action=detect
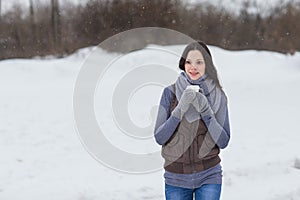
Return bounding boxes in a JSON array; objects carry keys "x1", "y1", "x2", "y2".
[{"x1": 0, "y1": 44, "x2": 300, "y2": 200}]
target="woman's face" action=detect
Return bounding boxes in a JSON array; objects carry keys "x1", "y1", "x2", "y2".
[{"x1": 184, "y1": 50, "x2": 206, "y2": 80}]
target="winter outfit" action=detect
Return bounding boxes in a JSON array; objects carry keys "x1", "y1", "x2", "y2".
[{"x1": 154, "y1": 71, "x2": 230, "y2": 190}]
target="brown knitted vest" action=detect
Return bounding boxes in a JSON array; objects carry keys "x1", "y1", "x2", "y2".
[{"x1": 161, "y1": 85, "x2": 220, "y2": 174}]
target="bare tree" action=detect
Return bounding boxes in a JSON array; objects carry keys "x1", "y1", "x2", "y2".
[
  {"x1": 51, "y1": 0, "x2": 61, "y2": 50},
  {"x1": 29, "y1": 0, "x2": 37, "y2": 43},
  {"x1": 0, "y1": 0, "x2": 2, "y2": 20}
]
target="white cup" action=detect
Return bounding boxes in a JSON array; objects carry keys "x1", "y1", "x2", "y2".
[{"x1": 187, "y1": 85, "x2": 200, "y2": 92}]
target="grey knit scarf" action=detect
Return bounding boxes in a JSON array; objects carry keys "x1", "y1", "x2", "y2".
[{"x1": 174, "y1": 72, "x2": 222, "y2": 123}]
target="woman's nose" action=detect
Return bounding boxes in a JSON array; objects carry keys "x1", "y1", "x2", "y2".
[{"x1": 190, "y1": 63, "x2": 197, "y2": 69}]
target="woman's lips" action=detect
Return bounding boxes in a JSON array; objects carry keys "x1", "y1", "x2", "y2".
[{"x1": 189, "y1": 72, "x2": 199, "y2": 76}]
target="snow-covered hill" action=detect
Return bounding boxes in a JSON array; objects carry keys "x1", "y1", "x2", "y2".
[{"x1": 0, "y1": 44, "x2": 299, "y2": 200}]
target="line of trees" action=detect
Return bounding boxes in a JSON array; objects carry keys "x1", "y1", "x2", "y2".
[{"x1": 0, "y1": 0, "x2": 299, "y2": 60}]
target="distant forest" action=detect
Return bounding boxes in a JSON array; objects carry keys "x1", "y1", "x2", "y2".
[{"x1": 0, "y1": 0, "x2": 299, "y2": 60}]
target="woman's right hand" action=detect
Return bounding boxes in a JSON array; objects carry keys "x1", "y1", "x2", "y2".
[{"x1": 171, "y1": 88, "x2": 196, "y2": 120}]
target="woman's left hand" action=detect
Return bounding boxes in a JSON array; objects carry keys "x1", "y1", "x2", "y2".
[{"x1": 192, "y1": 92, "x2": 213, "y2": 117}]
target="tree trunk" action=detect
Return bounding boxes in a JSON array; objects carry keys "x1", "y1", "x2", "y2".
[
  {"x1": 0, "y1": 0, "x2": 2, "y2": 20},
  {"x1": 29, "y1": 0, "x2": 37, "y2": 44},
  {"x1": 51, "y1": 0, "x2": 61, "y2": 51}
]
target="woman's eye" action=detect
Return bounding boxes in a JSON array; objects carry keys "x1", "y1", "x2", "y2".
[
  {"x1": 196, "y1": 61, "x2": 203, "y2": 65},
  {"x1": 185, "y1": 61, "x2": 191, "y2": 64}
]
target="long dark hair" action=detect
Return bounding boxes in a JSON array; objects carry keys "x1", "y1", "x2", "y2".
[{"x1": 179, "y1": 41, "x2": 227, "y2": 98}]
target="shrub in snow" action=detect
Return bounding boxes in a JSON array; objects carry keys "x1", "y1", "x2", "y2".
[{"x1": 294, "y1": 158, "x2": 300, "y2": 169}]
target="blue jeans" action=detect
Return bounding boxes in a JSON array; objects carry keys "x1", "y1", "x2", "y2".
[{"x1": 165, "y1": 183, "x2": 221, "y2": 200}]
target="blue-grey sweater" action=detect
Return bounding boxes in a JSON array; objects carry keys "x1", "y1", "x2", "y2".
[{"x1": 154, "y1": 83, "x2": 230, "y2": 189}]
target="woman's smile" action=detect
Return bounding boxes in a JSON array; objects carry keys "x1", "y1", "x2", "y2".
[{"x1": 189, "y1": 71, "x2": 200, "y2": 75}]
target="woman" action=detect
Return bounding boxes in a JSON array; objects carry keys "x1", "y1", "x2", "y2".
[{"x1": 154, "y1": 41, "x2": 231, "y2": 200}]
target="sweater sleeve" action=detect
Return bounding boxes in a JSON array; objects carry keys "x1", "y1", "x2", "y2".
[
  {"x1": 154, "y1": 86, "x2": 181, "y2": 145},
  {"x1": 202, "y1": 94, "x2": 231, "y2": 149}
]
